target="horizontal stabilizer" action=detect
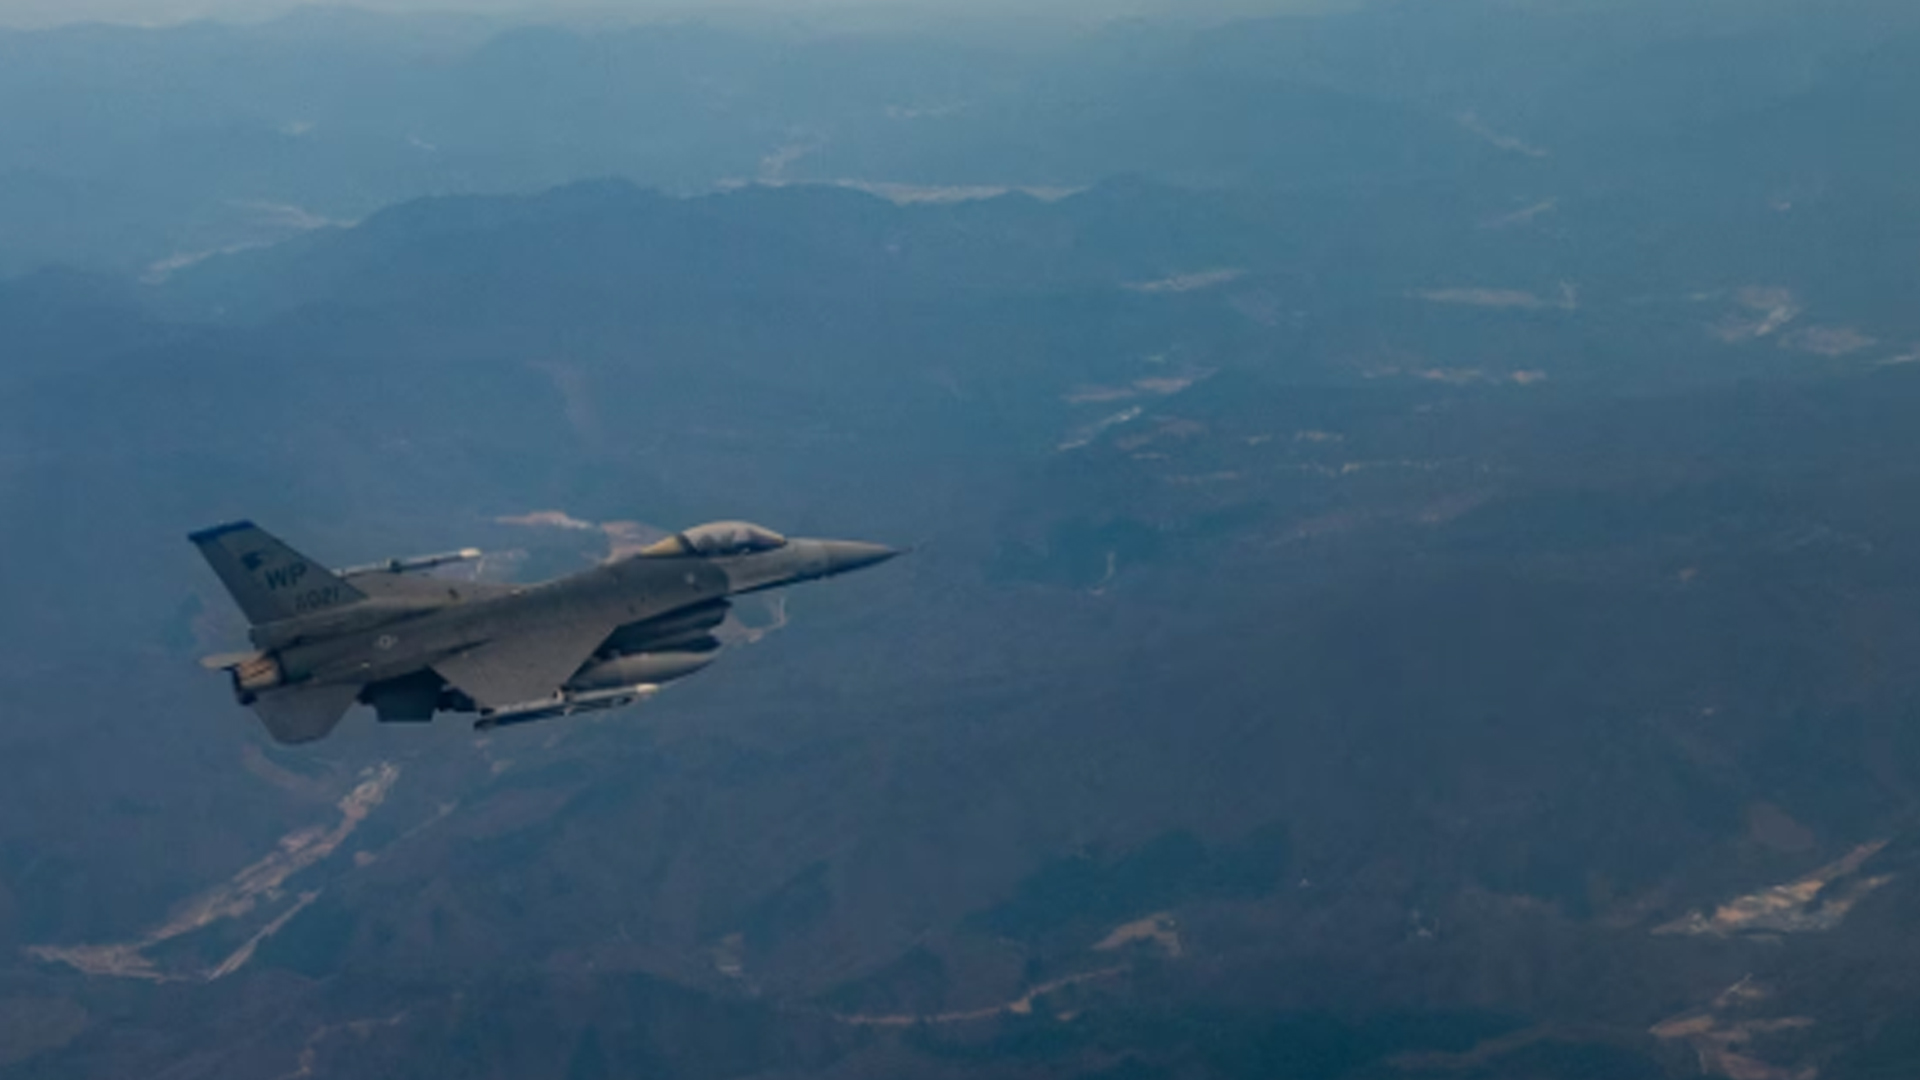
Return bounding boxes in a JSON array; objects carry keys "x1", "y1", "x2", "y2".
[{"x1": 251, "y1": 683, "x2": 359, "y2": 744}]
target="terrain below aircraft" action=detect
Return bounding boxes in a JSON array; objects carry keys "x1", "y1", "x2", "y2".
[{"x1": 190, "y1": 520, "x2": 899, "y2": 743}]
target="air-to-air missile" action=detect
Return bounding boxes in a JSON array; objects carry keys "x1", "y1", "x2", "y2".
[{"x1": 189, "y1": 520, "x2": 898, "y2": 743}]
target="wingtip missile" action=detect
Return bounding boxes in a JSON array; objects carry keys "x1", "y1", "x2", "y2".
[{"x1": 339, "y1": 548, "x2": 485, "y2": 578}]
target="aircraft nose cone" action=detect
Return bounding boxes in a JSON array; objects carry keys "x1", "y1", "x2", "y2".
[{"x1": 820, "y1": 540, "x2": 900, "y2": 576}]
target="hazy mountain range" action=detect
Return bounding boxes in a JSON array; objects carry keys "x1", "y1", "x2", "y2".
[{"x1": 3, "y1": 0, "x2": 1919, "y2": 276}]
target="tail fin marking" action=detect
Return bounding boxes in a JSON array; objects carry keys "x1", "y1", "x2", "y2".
[{"x1": 188, "y1": 521, "x2": 367, "y2": 626}]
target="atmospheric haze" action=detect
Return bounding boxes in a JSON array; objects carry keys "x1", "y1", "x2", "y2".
[{"x1": 0, "y1": 0, "x2": 1342, "y2": 30}]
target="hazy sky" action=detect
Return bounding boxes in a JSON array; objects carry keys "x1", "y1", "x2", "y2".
[
  {"x1": 0, "y1": 1, "x2": 713, "y2": 27},
  {"x1": 0, "y1": 0, "x2": 1320, "y2": 28},
  {"x1": 0, "y1": 0, "x2": 1339, "y2": 30}
]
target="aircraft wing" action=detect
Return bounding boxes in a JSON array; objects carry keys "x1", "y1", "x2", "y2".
[
  {"x1": 432, "y1": 621, "x2": 615, "y2": 711},
  {"x1": 346, "y1": 573, "x2": 521, "y2": 604}
]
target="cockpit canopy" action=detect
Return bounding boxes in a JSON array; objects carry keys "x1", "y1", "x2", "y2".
[{"x1": 639, "y1": 521, "x2": 788, "y2": 558}]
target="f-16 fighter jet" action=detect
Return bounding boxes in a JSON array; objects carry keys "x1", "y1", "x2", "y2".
[{"x1": 190, "y1": 520, "x2": 898, "y2": 743}]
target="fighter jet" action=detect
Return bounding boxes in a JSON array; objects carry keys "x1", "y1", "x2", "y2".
[{"x1": 189, "y1": 520, "x2": 898, "y2": 743}]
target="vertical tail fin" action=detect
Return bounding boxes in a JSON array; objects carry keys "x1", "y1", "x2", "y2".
[{"x1": 188, "y1": 521, "x2": 366, "y2": 626}]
